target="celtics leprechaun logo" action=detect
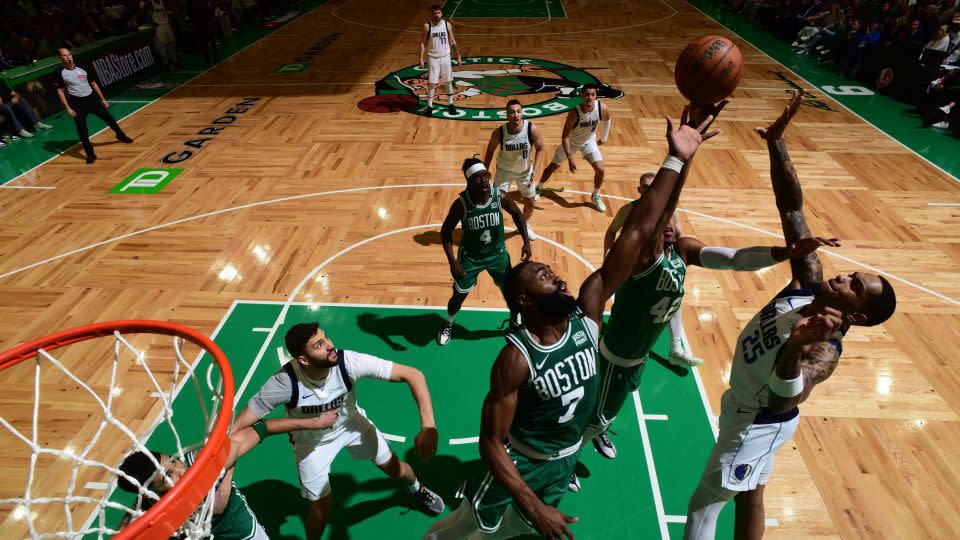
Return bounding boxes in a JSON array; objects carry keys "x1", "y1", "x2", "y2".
[{"x1": 358, "y1": 57, "x2": 624, "y2": 120}]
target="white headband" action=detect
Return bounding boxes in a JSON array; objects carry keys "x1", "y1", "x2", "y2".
[{"x1": 464, "y1": 163, "x2": 487, "y2": 179}]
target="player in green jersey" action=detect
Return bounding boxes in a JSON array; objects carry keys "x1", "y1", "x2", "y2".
[
  {"x1": 117, "y1": 412, "x2": 338, "y2": 538},
  {"x1": 582, "y1": 102, "x2": 837, "y2": 471},
  {"x1": 424, "y1": 107, "x2": 722, "y2": 540},
  {"x1": 436, "y1": 156, "x2": 532, "y2": 346}
]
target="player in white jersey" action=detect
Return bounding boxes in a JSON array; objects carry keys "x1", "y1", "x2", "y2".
[
  {"x1": 536, "y1": 85, "x2": 613, "y2": 212},
  {"x1": 684, "y1": 92, "x2": 897, "y2": 540},
  {"x1": 233, "y1": 321, "x2": 445, "y2": 539},
  {"x1": 419, "y1": 4, "x2": 462, "y2": 112},
  {"x1": 483, "y1": 99, "x2": 544, "y2": 240}
]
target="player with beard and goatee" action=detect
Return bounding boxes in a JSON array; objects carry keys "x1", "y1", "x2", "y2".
[
  {"x1": 424, "y1": 107, "x2": 721, "y2": 540},
  {"x1": 578, "y1": 104, "x2": 840, "y2": 483}
]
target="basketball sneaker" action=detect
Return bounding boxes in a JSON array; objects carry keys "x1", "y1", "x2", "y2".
[
  {"x1": 436, "y1": 320, "x2": 454, "y2": 346},
  {"x1": 592, "y1": 193, "x2": 606, "y2": 212},
  {"x1": 410, "y1": 484, "x2": 445, "y2": 516},
  {"x1": 668, "y1": 342, "x2": 704, "y2": 367},
  {"x1": 568, "y1": 473, "x2": 581, "y2": 492},
  {"x1": 448, "y1": 103, "x2": 457, "y2": 113},
  {"x1": 592, "y1": 432, "x2": 617, "y2": 459},
  {"x1": 34, "y1": 122, "x2": 53, "y2": 130},
  {"x1": 526, "y1": 226, "x2": 537, "y2": 241}
]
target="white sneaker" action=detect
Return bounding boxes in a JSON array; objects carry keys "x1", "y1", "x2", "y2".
[
  {"x1": 436, "y1": 320, "x2": 454, "y2": 346},
  {"x1": 668, "y1": 348, "x2": 705, "y2": 367},
  {"x1": 18, "y1": 129, "x2": 33, "y2": 138},
  {"x1": 592, "y1": 432, "x2": 617, "y2": 459},
  {"x1": 592, "y1": 193, "x2": 606, "y2": 212},
  {"x1": 932, "y1": 121, "x2": 950, "y2": 130},
  {"x1": 526, "y1": 226, "x2": 537, "y2": 241},
  {"x1": 0, "y1": 141, "x2": 6, "y2": 148},
  {"x1": 34, "y1": 122, "x2": 53, "y2": 130},
  {"x1": 568, "y1": 473, "x2": 581, "y2": 492}
]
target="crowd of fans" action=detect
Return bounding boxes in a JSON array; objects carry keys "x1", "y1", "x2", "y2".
[
  {"x1": 717, "y1": 0, "x2": 960, "y2": 136},
  {"x1": 0, "y1": 0, "x2": 284, "y2": 72}
]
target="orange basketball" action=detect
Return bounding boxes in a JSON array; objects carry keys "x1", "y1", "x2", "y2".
[{"x1": 675, "y1": 36, "x2": 743, "y2": 105}]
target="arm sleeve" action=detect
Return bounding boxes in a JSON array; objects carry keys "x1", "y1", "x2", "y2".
[
  {"x1": 699, "y1": 246, "x2": 779, "y2": 271},
  {"x1": 245, "y1": 372, "x2": 292, "y2": 418},
  {"x1": 343, "y1": 350, "x2": 394, "y2": 382},
  {"x1": 600, "y1": 118, "x2": 612, "y2": 142}
]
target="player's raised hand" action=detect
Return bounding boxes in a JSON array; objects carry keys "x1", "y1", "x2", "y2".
[
  {"x1": 687, "y1": 99, "x2": 729, "y2": 127},
  {"x1": 788, "y1": 306, "x2": 843, "y2": 346},
  {"x1": 450, "y1": 261, "x2": 466, "y2": 280},
  {"x1": 304, "y1": 410, "x2": 338, "y2": 430},
  {"x1": 528, "y1": 502, "x2": 578, "y2": 540},
  {"x1": 780, "y1": 236, "x2": 840, "y2": 259},
  {"x1": 666, "y1": 107, "x2": 719, "y2": 162},
  {"x1": 414, "y1": 425, "x2": 439, "y2": 461},
  {"x1": 756, "y1": 90, "x2": 804, "y2": 141}
]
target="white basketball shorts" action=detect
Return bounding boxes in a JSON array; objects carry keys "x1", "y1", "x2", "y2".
[
  {"x1": 294, "y1": 416, "x2": 394, "y2": 500},
  {"x1": 428, "y1": 54, "x2": 453, "y2": 85},
  {"x1": 494, "y1": 170, "x2": 536, "y2": 199},
  {"x1": 551, "y1": 139, "x2": 602, "y2": 165}
]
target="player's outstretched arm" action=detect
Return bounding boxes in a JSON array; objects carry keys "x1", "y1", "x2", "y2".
[
  {"x1": 225, "y1": 412, "x2": 338, "y2": 470},
  {"x1": 757, "y1": 91, "x2": 823, "y2": 288},
  {"x1": 483, "y1": 127, "x2": 500, "y2": 170},
  {"x1": 389, "y1": 363, "x2": 438, "y2": 462},
  {"x1": 676, "y1": 236, "x2": 840, "y2": 270},
  {"x1": 440, "y1": 198, "x2": 466, "y2": 279},
  {"x1": 766, "y1": 307, "x2": 843, "y2": 413},
  {"x1": 578, "y1": 112, "x2": 719, "y2": 323},
  {"x1": 480, "y1": 345, "x2": 577, "y2": 540},
  {"x1": 500, "y1": 192, "x2": 532, "y2": 260}
]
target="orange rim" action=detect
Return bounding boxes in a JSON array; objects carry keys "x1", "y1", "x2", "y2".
[{"x1": 0, "y1": 320, "x2": 235, "y2": 540}]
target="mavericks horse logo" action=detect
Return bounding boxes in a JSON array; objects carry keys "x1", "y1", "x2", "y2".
[{"x1": 360, "y1": 56, "x2": 624, "y2": 121}]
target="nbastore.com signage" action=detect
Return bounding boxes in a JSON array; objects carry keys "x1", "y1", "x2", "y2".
[
  {"x1": 93, "y1": 45, "x2": 155, "y2": 88},
  {"x1": 367, "y1": 57, "x2": 624, "y2": 121}
]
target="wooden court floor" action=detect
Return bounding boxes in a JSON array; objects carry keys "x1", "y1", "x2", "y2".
[{"x1": 2, "y1": 0, "x2": 960, "y2": 537}]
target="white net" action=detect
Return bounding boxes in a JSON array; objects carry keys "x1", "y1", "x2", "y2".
[{"x1": 0, "y1": 326, "x2": 230, "y2": 539}]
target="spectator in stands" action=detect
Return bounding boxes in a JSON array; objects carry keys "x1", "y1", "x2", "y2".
[
  {"x1": 793, "y1": 2, "x2": 843, "y2": 53},
  {"x1": 0, "y1": 48, "x2": 15, "y2": 71},
  {"x1": 921, "y1": 24, "x2": 953, "y2": 67},
  {"x1": 143, "y1": 0, "x2": 178, "y2": 70},
  {"x1": 0, "y1": 85, "x2": 52, "y2": 139},
  {"x1": 842, "y1": 18, "x2": 882, "y2": 78},
  {"x1": 187, "y1": 0, "x2": 219, "y2": 65}
]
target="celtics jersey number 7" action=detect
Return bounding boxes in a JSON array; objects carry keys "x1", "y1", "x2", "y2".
[{"x1": 505, "y1": 308, "x2": 600, "y2": 458}]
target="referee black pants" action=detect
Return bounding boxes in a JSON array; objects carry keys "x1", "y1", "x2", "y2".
[{"x1": 68, "y1": 94, "x2": 126, "y2": 157}]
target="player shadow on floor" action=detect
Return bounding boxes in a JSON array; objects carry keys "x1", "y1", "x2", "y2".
[
  {"x1": 238, "y1": 478, "x2": 307, "y2": 540},
  {"x1": 42, "y1": 139, "x2": 120, "y2": 161},
  {"x1": 648, "y1": 350, "x2": 692, "y2": 378},
  {"x1": 356, "y1": 312, "x2": 505, "y2": 351},
  {"x1": 412, "y1": 229, "x2": 461, "y2": 247},
  {"x1": 537, "y1": 189, "x2": 594, "y2": 210}
]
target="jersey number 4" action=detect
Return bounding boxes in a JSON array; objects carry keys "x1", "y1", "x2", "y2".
[
  {"x1": 479, "y1": 229, "x2": 492, "y2": 244},
  {"x1": 650, "y1": 297, "x2": 681, "y2": 324}
]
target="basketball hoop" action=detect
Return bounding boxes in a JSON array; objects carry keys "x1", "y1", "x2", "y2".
[{"x1": 0, "y1": 320, "x2": 234, "y2": 539}]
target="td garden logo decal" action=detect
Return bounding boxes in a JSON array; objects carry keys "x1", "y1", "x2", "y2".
[{"x1": 359, "y1": 57, "x2": 623, "y2": 121}]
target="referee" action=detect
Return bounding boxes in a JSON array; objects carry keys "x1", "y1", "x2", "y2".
[{"x1": 54, "y1": 47, "x2": 133, "y2": 164}]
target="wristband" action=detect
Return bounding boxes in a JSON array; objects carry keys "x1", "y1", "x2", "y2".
[
  {"x1": 251, "y1": 419, "x2": 269, "y2": 442},
  {"x1": 768, "y1": 372, "x2": 804, "y2": 398},
  {"x1": 661, "y1": 155, "x2": 685, "y2": 174}
]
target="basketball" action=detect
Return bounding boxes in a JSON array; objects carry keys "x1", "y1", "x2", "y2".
[{"x1": 674, "y1": 35, "x2": 743, "y2": 105}]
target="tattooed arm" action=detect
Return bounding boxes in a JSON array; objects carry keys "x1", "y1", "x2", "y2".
[
  {"x1": 758, "y1": 91, "x2": 824, "y2": 289},
  {"x1": 766, "y1": 307, "x2": 844, "y2": 413}
]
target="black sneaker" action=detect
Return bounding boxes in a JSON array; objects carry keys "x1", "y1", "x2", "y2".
[
  {"x1": 448, "y1": 103, "x2": 456, "y2": 113},
  {"x1": 411, "y1": 484, "x2": 445, "y2": 516},
  {"x1": 568, "y1": 473, "x2": 580, "y2": 492},
  {"x1": 593, "y1": 432, "x2": 617, "y2": 459},
  {"x1": 117, "y1": 134, "x2": 134, "y2": 144},
  {"x1": 86, "y1": 154, "x2": 97, "y2": 164},
  {"x1": 436, "y1": 320, "x2": 454, "y2": 346}
]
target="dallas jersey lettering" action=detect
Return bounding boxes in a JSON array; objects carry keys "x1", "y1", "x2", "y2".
[
  {"x1": 427, "y1": 20, "x2": 450, "y2": 58},
  {"x1": 246, "y1": 350, "x2": 393, "y2": 449},
  {"x1": 458, "y1": 189, "x2": 504, "y2": 259},
  {"x1": 569, "y1": 101, "x2": 602, "y2": 145},
  {"x1": 505, "y1": 308, "x2": 600, "y2": 457},
  {"x1": 497, "y1": 120, "x2": 534, "y2": 178},
  {"x1": 730, "y1": 288, "x2": 844, "y2": 408},
  {"x1": 600, "y1": 244, "x2": 686, "y2": 366}
]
